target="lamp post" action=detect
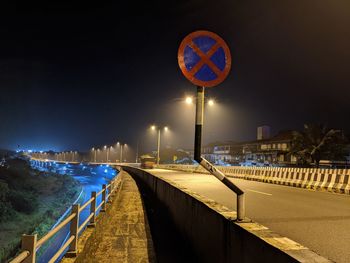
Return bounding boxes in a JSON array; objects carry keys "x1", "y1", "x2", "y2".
[
  {"x1": 151, "y1": 125, "x2": 168, "y2": 165},
  {"x1": 120, "y1": 144, "x2": 123, "y2": 163},
  {"x1": 104, "y1": 145, "x2": 109, "y2": 163},
  {"x1": 91, "y1": 148, "x2": 97, "y2": 163},
  {"x1": 116, "y1": 142, "x2": 127, "y2": 163}
]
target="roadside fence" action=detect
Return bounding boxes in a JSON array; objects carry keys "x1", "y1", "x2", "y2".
[{"x1": 9, "y1": 175, "x2": 120, "y2": 263}]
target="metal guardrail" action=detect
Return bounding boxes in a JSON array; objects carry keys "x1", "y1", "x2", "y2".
[{"x1": 9, "y1": 177, "x2": 119, "y2": 263}]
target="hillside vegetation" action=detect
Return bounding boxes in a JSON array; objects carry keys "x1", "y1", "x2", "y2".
[{"x1": 0, "y1": 157, "x2": 81, "y2": 262}]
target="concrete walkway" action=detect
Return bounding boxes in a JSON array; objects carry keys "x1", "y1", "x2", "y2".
[{"x1": 62, "y1": 171, "x2": 155, "y2": 263}]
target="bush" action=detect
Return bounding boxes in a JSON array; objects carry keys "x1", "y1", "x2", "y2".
[
  {"x1": 0, "y1": 181, "x2": 13, "y2": 222},
  {"x1": 8, "y1": 190, "x2": 38, "y2": 214}
]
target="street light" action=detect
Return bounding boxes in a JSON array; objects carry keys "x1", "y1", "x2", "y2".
[
  {"x1": 116, "y1": 142, "x2": 127, "y2": 163},
  {"x1": 103, "y1": 145, "x2": 110, "y2": 163},
  {"x1": 91, "y1": 147, "x2": 97, "y2": 163},
  {"x1": 185, "y1": 96, "x2": 193, "y2": 104},
  {"x1": 208, "y1": 99, "x2": 214, "y2": 106},
  {"x1": 150, "y1": 125, "x2": 169, "y2": 165}
]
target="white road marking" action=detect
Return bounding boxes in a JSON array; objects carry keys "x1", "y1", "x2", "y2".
[{"x1": 247, "y1": 189, "x2": 272, "y2": 196}]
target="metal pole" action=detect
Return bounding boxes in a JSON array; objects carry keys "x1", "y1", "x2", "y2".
[
  {"x1": 157, "y1": 129, "x2": 161, "y2": 164},
  {"x1": 120, "y1": 145, "x2": 123, "y2": 163},
  {"x1": 136, "y1": 140, "x2": 139, "y2": 163},
  {"x1": 94, "y1": 150, "x2": 97, "y2": 163},
  {"x1": 193, "y1": 86, "x2": 245, "y2": 221},
  {"x1": 194, "y1": 86, "x2": 204, "y2": 161}
]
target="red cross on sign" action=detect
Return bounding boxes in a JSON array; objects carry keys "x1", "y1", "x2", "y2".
[{"x1": 178, "y1": 30, "x2": 232, "y2": 87}]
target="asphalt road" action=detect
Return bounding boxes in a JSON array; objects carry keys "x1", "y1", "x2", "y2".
[{"x1": 150, "y1": 169, "x2": 350, "y2": 263}]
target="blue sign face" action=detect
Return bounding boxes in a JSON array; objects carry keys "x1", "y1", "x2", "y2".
[
  {"x1": 184, "y1": 36, "x2": 226, "y2": 81},
  {"x1": 178, "y1": 30, "x2": 231, "y2": 87}
]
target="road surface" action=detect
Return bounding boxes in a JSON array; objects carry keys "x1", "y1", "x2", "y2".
[{"x1": 149, "y1": 169, "x2": 350, "y2": 263}]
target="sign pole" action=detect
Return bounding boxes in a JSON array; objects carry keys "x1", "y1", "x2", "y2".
[
  {"x1": 178, "y1": 30, "x2": 245, "y2": 221},
  {"x1": 193, "y1": 86, "x2": 245, "y2": 221},
  {"x1": 194, "y1": 86, "x2": 205, "y2": 161}
]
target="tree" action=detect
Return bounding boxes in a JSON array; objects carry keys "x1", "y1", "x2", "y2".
[{"x1": 289, "y1": 124, "x2": 348, "y2": 167}]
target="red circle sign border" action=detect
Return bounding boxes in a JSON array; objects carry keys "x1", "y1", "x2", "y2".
[{"x1": 178, "y1": 30, "x2": 232, "y2": 87}]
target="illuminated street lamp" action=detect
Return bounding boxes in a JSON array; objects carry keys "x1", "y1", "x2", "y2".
[
  {"x1": 116, "y1": 142, "x2": 127, "y2": 163},
  {"x1": 103, "y1": 145, "x2": 110, "y2": 163},
  {"x1": 150, "y1": 125, "x2": 169, "y2": 165},
  {"x1": 185, "y1": 95, "x2": 215, "y2": 106},
  {"x1": 208, "y1": 99, "x2": 214, "y2": 106},
  {"x1": 185, "y1": 96, "x2": 193, "y2": 104},
  {"x1": 91, "y1": 147, "x2": 97, "y2": 163}
]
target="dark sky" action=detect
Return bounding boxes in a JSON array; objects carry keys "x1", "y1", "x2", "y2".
[{"x1": 0, "y1": 1, "x2": 349, "y2": 152}]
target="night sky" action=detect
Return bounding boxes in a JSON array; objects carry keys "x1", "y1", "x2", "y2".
[{"x1": 0, "y1": 1, "x2": 349, "y2": 152}]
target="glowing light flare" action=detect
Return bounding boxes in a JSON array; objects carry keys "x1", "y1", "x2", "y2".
[
  {"x1": 185, "y1": 96, "x2": 193, "y2": 104},
  {"x1": 208, "y1": 99, "x2": 215, "y2": 106}
]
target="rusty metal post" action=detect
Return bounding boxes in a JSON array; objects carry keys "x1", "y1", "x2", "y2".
[
  {"x1": 21, "y1": 234, "x2": 37, "y2": 263},
  {"x1": 66, "y1": 204, "x2": 80, "y2": 257}
]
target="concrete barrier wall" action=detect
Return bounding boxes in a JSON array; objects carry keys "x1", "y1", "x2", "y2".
[
  {"x1": 158, "y1": 164, "x2": 350, "y2": 194},
  {"x1": 122, "y1": 166, "x2": 330, "y2": 263}
]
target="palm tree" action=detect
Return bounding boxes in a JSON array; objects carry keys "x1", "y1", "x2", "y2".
[{"x1": 289, "y1": 124, "x2": 347, "y2": 167}]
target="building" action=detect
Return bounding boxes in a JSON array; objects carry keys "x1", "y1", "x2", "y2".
[
  {"x1": 202, "y1": 141, "x2": 242, "y2": 165},
  {"x1": 241, "y1": 130, "x2": 297, "y2": 165},
  {"x1": 257, "y1": 125, "x2": 271, "y2": 140},
  {"x1": 202, "y1": 129, "x2": 298, "y2": 166}
]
